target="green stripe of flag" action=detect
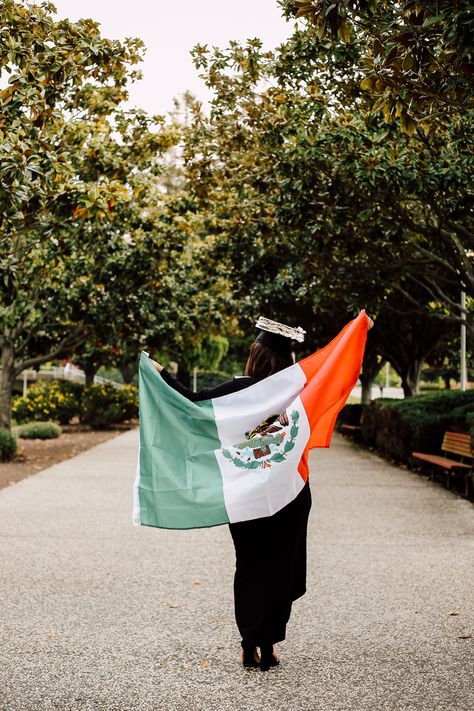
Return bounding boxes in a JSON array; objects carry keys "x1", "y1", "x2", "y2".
[{"x1": 137, "y1": 354, "x2": 229, "y2": 529}]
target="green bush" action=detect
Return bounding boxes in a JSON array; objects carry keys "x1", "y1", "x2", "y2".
[
  {"x1": 361, "y1": 390, "x2": 474, "y2": 462},
  {"x1": 466, "y1": 413, "x2": 474, "y2": 445},
  {"x1": 15, "y1": 421, "x2": 62, "y2": 439},
  {"x1": 0, "y1": 428, "x2": 17, "y2": 461},
  {"x1": 80, "y1": 383, "x2": 138, "y2": 429},
  {"x1": 195, "y1": 370, "x2": 233, "y2": 390},
  {"x1": 336, "y1": 403, "x2": 365, "y2": 429},
  {"x1": 13, "y1": 379, "x2": 83, "y2": 424}
]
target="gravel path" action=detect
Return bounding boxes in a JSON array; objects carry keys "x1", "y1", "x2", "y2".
[{"x1": 0, "y1": 430, "x2": 473, "y2": 711}]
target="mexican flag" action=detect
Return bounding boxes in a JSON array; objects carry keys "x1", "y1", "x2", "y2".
[{"x1": 133, "y1": 311, "x2": 368, "y2": 530}]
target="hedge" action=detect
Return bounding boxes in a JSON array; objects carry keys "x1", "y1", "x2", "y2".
[
  {"x1": 12, "y1": 379, "x2": 138, "y2": 430},
  {"x1": 80, "y1": 383, "x2": 138, "y2": 429},
  {"x1": 0, "y1": 428, "x2": 17, "y2": 461},
  {"x1": 195, "y1": 371, "x2": 233, "y2": 390},
  {"x1": 359, "y1": 390, "x2": 474, "y2": 463},
  {"x1": 15, "y1": 421, "x2": 62, "y2": 439},
  {"x1": 336, "y1": 403, "x2": 364, "y2": 428}
]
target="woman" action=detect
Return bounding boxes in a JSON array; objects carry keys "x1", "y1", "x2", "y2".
[{"x1": 150, "y1": 316, "x2": 373, "y2": 671}]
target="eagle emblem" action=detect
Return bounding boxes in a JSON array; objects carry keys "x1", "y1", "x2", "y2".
[{"x1": 222, "y1": 410, "x2": 300, "y2": 470}]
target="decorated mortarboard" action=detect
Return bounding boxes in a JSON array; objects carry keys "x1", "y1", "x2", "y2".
[{"x1": 255, "y1": 317, "x2": 306, "y2": 358}]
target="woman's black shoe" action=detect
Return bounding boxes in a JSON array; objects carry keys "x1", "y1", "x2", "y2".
[
  {"x1": 241, "y1": 640, "x2": 260, "y2": 668},
  {"x1": 259, "y1": 645, "x2": 280, "y2": 672}
]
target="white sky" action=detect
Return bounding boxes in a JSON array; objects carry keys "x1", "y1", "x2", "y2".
[{"x1": 50, "y1": 0, "x2": 296, "y2": 116}]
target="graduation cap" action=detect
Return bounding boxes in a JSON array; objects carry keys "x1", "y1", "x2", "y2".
[{"x1": 255, "y1": 317, "x2": 306, "y2": 358}]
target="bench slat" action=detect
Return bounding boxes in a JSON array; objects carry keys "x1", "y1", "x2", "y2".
[
  {"x1": 443, "y1": 432, "x2": 470, "y2": 440},
  {"x1": 412, "y1": 452, "x2": 471, "y2": 470},
  {"x1": 442, "y1": 432, "x2": 472, "y2": 458}
]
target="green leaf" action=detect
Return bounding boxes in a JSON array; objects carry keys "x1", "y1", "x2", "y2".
[
  {"x1": 402, "y1": 54, "x2": 414, "y2": 71},
  {"x1": 338, "y1": 20, "x2": 351, "y2": 44},
  {"x1": 422, "y1": 14, "x2": 443, "y2": 28}
]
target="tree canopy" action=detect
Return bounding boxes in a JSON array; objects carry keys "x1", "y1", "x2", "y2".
[
  {"x1": 281, "y1": 0, "x2": 474, "y2": 128},
  {"x1": 181, "y1": 17, "x2": 472, "y2": 392},
  {"x1": 1, "y1": 0, "x2": 472, "y2": 432},
  {"x1": 0, "y1": 1, "x2": 232, "y2": 428}
]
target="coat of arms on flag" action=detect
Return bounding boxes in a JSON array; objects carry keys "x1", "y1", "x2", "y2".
[
  {"x1": 222, "y1": 411, "x2": 299, "y2": 469},
  {"x1": 133, "y1": 311, "x2": 369, "y2": 530}
]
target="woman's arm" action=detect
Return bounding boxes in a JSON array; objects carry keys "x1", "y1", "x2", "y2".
[{"x1": 151, "y1": 360, "x2": 252, "y2": 402}]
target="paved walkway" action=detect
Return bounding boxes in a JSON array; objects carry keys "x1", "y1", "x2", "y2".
[{"x1": 0, "y1": 431, "x2": 473, "y2": 711}]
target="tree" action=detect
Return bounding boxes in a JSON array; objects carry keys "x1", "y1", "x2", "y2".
[
  {"x1": 360, "y1": 340, "x2": 385, "y2": 404},
  {"x1": 0, "y1": 1, "x2": 142, "y2": 428},
  {"x1": 180, "y1": 30, "x2": 472, "y2": 399},
  {"x1": 424, "y1": 323, "x2": 474, "y2": 389},
  {"x1": 64, "y1": 108, "x2": 180, "y2": 388},
  {"x1": 282, "y1": 1, "x2": 474, "y2": 128},
  {"x1": 0, "y1": 2, "x2": 178, "y2": 428},
  {"x1": 370, "y1": 295, "x2": 446, "y2": 396},
  {"x1": 187, "y1": 33, "x2": 473, "y2": 334}
]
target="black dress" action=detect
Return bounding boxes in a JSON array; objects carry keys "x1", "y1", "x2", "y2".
[{"x1": 160, "y1": 368, "x2": 312, "y2": 647}]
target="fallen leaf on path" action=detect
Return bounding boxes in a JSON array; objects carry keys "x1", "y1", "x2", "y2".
[
  {"x1": 448, "y1": 610, "x2": 460, "y2": 616},
  {"x1": 46, "y1": 632, "x2": 59, "y2": 639},
  {"x1": 199, "y1": 659, "x2": 209, "y2": 668},
  {"x1": 457, "y1": 635, "x2": 472, "y2": 640},
  {"x1": 168, "y1": 603, "x2": 181, "y2": 608},
  {"x1": 193, "y1": 579, "x2": 202, "y2": 586}
]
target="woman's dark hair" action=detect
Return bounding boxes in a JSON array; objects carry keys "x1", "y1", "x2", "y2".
[{"x1": 244, "y1": 340, "x2": 293, "y2": 379}]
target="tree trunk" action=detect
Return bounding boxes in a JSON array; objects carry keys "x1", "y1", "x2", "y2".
[
  {"x1": 360, "y1": 339, "x2": 384, "y2": 404},
  {"x1": 400, "y1": 359, "x2": 423, "y2": 397},
  {"x1": 373, "y1": 301, "x2": 445, "y2": 400},
  {"x1": 361, "y1": 380, "x2": 373, "y2": 404},
  {"x1": 1, "y1": 341, "x2": 15, "y2": 431},
  {"x1": 84, "y1": 365, "x2": 99, "y2": 389},
  {"x1": 119, "y1": 361, "x2": 137, "y2": 384},
  {"x1": 443, "y1": 374, "x2": 451, "y2": 390}
]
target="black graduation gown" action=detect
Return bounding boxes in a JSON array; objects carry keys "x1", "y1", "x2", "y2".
[{"x1": 160, "y1": 368, "x2": 312, "y2": 647}]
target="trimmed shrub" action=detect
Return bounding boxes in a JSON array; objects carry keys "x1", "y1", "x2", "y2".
[
  {"x1": 0, "y1": 428, "x2": 17, "y2": 461},
  {"x1": 466, "y1": 413, "x2": 474, "y2": 448},
  {"x1": 196, "y1": 371, "x2": 233, "y2": 390},
  {"x1": 15, "y1": 421, "x2": 62, "y2": 439},
  {"x1": 80, "y1": 383, "x2": 138, "y2": 429},
  {"x1": 361, "y1": 390, "x2": 474, "y2": 462},
  {"x1": 336, "y1": 403, "x2": 365, "y2": 430},
  {"x1": 13, "y1": 379, "x2": 83, "y2": 424}
]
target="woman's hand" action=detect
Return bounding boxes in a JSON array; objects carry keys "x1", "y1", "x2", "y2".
[
  {"x1": 151, "y1": 359, "x2": 164, "y2": 373},
  {"x1": 367, "y1": 315, "x2": 374, "y2": 330}
]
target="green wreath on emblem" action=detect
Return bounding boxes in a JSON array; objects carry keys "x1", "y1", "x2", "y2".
[{"x1": 222, "y1": 410, "x2": 300, "y2": 471}]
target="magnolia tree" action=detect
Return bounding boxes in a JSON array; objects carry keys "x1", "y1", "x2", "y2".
[
  {"x1": 282, "y1": 0, "x2": 474, "y2": 129},
  {"x1": 0, "y1": 1, "x2": 231, "y2": 429},
  {"x1": 180, "y1": 27, "x2": 472, "y2": 394}
]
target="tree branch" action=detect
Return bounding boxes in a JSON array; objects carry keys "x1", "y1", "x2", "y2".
[{"x1": 14, "y1": 328, "x2": 87, "y2": 375}]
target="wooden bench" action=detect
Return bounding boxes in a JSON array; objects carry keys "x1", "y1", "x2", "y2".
[{"x1": 412, "y1": 432, "x2": 472, "y2": 494}]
